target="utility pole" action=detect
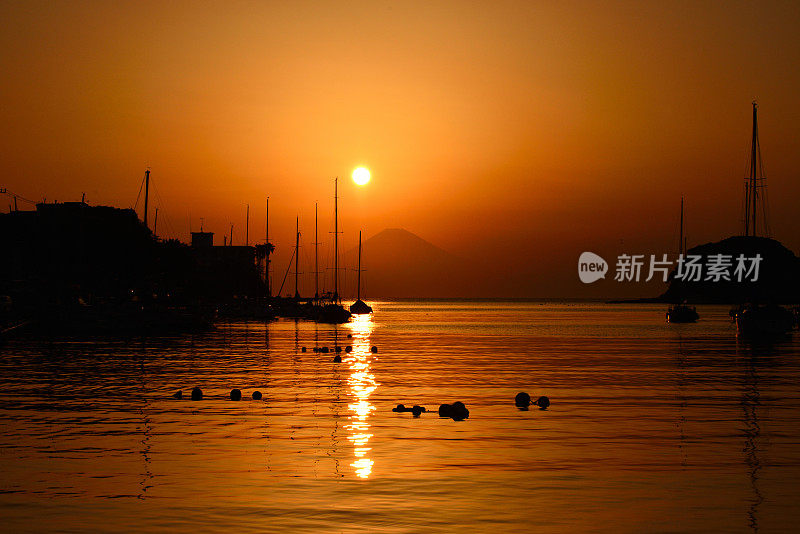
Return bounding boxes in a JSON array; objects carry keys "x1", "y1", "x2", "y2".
[{"x1": 246, "y1": 204, "x2": 250, "y2": 246}]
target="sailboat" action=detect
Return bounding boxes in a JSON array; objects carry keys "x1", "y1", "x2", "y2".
[
  {"x1": 667, "y1": 196, "x2": 699, "y2": 323},
  {"x1": 315, "y1": 177, "x2": 352, "y2": 324},
  {"x1": 350, "y1": 231, "x2": 373, "y2": 315},
  {"x1": 272, "y1": 216, "x2": 306, "y2": 318},
  {"x1": 732, "y1": 102, "x2": 793, "y2": 337}
]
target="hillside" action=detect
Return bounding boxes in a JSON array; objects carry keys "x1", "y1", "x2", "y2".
[{"x1": 660, "y1": 236, "x2": 800, "y2": 303}]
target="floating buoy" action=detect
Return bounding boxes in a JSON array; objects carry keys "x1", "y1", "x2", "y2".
[
  {"x1": 347, "y1": 334, "x2": 353, "y2": 338},
  {"x1": 335, "y1": 346, "x2": 342, "y2": 353},
  {"x1": 321, "y1": 347, "x2": 329, "y2": 353},
  {"x1": 345, "y1": 346, "x2": 352, "y2": 353},
  {"x1": 191, "y1": 387, "x2": 203, "y2": 401},
  {"x1": 392, "y1": 404, "x2": 407, "y2": 412},
  {"x1": 230, "y1": 389, "x2": 242, "y2": 401},
  {"x1": 172, "y1": 390, "x2": 183, "y2": 399},
  {"x1": 252, "y1": 391, "x2": 262, "y2": 400},
  {"x1": 438, "y1": 404, "x2": 453, "y2": 417},
  {"x1": 450, "y1": 401, "x2": 469, "y2": 421},
  {"x1": 333, "y1": 355, "x2": 342, "y2": 363},
  {"x1": 536, "y1": 396, "x2": 550, "y2": 409},
  {"x1": 371, "y1": 346, "x2": 378, "y2": 353},
  {"x1": 301, "y1": 347, "x2": 307, "y2": 352},
  {"x1": 412, "y1": 405, "x2": 426, "y2": 417},
  {"x1": 515, "y1": 392, "x2": 531, "y2": 408}
]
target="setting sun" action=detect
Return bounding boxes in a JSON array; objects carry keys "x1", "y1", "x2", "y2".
[{"x1": 352, "y1": 167, "x2": 371, "y2": 186}]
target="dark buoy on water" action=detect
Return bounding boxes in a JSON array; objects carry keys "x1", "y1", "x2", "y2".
[
  {"x1": 536, "y1": 396, "x2": 550, "y2": 409},
  {"x1": 412, "y1": 405, "x2": 425, "y2": 417},
  {"x1": 335, "y1": 346, "x2": 342, "y2": 353},
  {"x1": 347, "y1": 334, "x2": 352, "y2": 338},
  {"x1": 392, "y1": 404, "x2": 407, "y2": 412},
  {"x1": 230, "y1": 389, "x2": 242, "y2": 401},
  {"x1": 321, "y1": 347, "x2": 329, "y2": 353},
  {"x1": 515, "y1": 392, "x2": 531, "y2": 408},
  {"x1": 438, "y1": 404, "x2": 453, "y2": 418},
  {"x1": 252, "y1": 391, "x2": 262, "y2": 400},
  {"x1": 333, "y1": 354, "x2": 342, "y2": 363},
  {"x1": 371, "y1": 346, "x2": 378, "y2": 353},
  {"x1": 172, "y1": 390, "x2": 183, "y2": 399},
  {"x1": 345, "y1": 346, "x2": 352, "y2": 353},
  {"x1": 450, "y1": 401, "x2": 469, "y2": 421},
  {"x1": 191, "y1": 387, "x2": 203, "y2": 401},
  {"x1": 301, "y1": 347, "x2": 307, "y2": 352}
]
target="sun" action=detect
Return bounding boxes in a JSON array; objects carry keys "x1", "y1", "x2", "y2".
[{"x1": 352, "y1": 167, "x2": 371, "y2": 186}]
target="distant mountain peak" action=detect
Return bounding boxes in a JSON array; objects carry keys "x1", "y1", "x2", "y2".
[
  {"x1": 359, "y1": 228, "x2": 458, "y2": 258},
  {"x1": 342, "y1": 227, "x2": 464, "y2": 298}
]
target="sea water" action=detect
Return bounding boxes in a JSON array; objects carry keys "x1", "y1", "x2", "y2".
[{"x1": 1, "y1": 302, "x2": 799, "y2": 532}]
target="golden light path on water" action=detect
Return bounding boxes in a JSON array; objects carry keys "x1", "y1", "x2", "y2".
[{"x1": 344, "y1": 313, "x2": 378, "y2": 478}]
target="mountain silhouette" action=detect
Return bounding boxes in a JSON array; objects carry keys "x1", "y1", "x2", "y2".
[{"x1": 342, "y1": 228, "x2": 467, "y2": 298}]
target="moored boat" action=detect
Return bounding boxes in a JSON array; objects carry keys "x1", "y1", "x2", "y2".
[
  {"x1": 666, "y1": 304, "x2": 699, "y2": 323},
  {"x1": 735, "y1": 303, "x2": 794, "y2": 337},
  {"x1": 349, "y1": 230, "x2": 373, "y2": 315},
  {"x1": 666, "y1": 197, "x2": 699, "y2": 323}
]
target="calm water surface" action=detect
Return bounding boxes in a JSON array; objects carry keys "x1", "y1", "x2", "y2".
[{"x1": 1, "y1": 302, "x2": 799, "y2": 532}]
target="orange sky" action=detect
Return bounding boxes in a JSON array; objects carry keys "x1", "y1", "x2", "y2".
[{"x1": 1, "y1": 1, "x2": 799, "y2": 297}]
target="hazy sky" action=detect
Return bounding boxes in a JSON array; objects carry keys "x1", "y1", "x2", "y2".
[{"x1": 2, "y1": 1, "x2": 799, "y2": 297}]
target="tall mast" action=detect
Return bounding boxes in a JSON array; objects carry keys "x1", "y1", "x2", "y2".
[
  {"x1": 745, "y1": 101, "x2": 765, "y2": 237},
  {"x1": 750, "y1": 102, "x2": 758, "y2": 237},
  {"x1": 357, "y1": 230, "x2": 362, "y2": 301},
  {"x1": 679, "y1": 196, "x2": 684, "y2": 256},
  {"x1": 266, "y1": 197, "x2": 270, "y2": 297},
  {"x1": 314, "y1": 201, "x2": 319, "y2": 302},
  {"x1": 294, "y1": 216, "x2": 300, "y2": 299},
  {"x1": 246, "y1": 204, "x2": 250, "y2": 245},
  {"x1": 752, "y1": 102, "x2": 758, "y2": 236},
  {"x1": 143, "y1": 169, "x2": 150, "y2": 229},
  {"x1": 154, "y1": 207, "x2": 159, "y2": 238},
  {"x1": 334, "y1": 177, "x2": 339, "y2": 304}
]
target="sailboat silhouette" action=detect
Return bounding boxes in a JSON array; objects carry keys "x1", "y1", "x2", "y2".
[{"x1": 350, "y1": 231, "x2": 373, "y2": 315}]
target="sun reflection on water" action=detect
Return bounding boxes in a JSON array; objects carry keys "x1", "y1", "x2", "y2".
[{"x1": 345, "y1": 313, "x2": 378, "y2": 478}]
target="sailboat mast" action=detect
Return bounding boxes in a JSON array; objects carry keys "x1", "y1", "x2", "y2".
[
  {"x1": 266, "y1": 197, "x2": 271, "y2": 297},
  {"x1": 153, "y1": 207, "x2": 159, "y2": 238},
  {"x1": 143, "y1": 169, "x2": 150, "y2": 229},
  {"x1": 334, "y1": 177, "x2": 339, "y2": 304},
  {"x1": 314, "y1": 201, "x2": 319, "y2": 302},
  {"x1": 679, "y1": 196, "x2": 684, "y2": 256},
  {"x1": 295, "y1": 216, "x2": 300, "y2": 299},
  {"x1": 750, "y1": 102, "x2": 759, "y2": 237},
  {"x1": 357, "y1": 230, "x2": 362, "y2": 301}
]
